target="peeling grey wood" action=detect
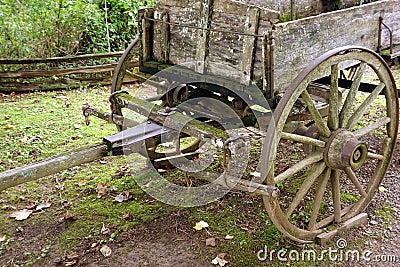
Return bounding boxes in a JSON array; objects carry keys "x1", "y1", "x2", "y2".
[
  {"x1": 195, "y1": 0, "x2": 214, "y2": 73},
  {"x1": 272, "y1": 0, "x2": 400, "y2": 92},
  {"x1": 240, "y1": 7, "x2": 260, "y2": 85},
  {"x1": 0, "y1": 143, "x2": 109, "y2": 192}
]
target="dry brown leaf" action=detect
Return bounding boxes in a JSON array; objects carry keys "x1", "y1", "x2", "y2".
[
  {"x1": 100, "y1": 245, "x2": 112, "y2": 257},
  {"x1": 64, "y1": 259, "x2": 77, "y2": 266},
  {"x1": 96, "y1": 183, "x2": 109, "y2": 198},
  {"x1": 122, "y1": 213, "x2": 132, "y2": 220},
  {"x1": 9, "y1": 209, "x2": 33, "y2": 220},
  {"x1": 25, "y1": 202, "x2": 36, "y2": 210},
  {"x1": 64, "y1": 211, "x2": 74, "y2": 220},
  {"x1": 66, "y1": 252, "x2": 79, "y2": 260},
  {"x1": 63, "y1": 201, "x2": 72, "y2": 208},
  {"x1": 75, "y1": 181, "x2": 86, "y2": 187},
  {"x1": 0, "y1": 234, "x2": 6, "y2": 242},
  {"x1": 58, "y1": 211, "x2": 75, "y2": 223}
]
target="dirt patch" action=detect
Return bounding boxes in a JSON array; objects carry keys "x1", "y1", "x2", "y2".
[{"x1": 75, "y1": 211, "x2": 214, "y2": 267}]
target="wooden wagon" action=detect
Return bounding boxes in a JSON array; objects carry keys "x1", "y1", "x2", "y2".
[{"x1": 1, "y1": 0, "x2": 399, "y2": 243}]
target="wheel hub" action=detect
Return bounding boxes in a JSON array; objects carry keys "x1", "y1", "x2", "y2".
[{"x1": 324, "y1": 129, "x2": 368, "y2": 170}]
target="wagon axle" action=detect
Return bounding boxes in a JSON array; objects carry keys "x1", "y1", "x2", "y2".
[{"x1": 324, "y1": 129, "x2": 368, "y2": 170}]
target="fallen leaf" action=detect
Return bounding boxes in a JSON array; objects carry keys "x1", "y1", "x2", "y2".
[
  {"x1": 206, "y1": 237, "x2": 216, "y2": 247},
  {"x1": 101, "y1": 223, "x2": 110, "y2": 235},
  {"x1": 2, "y1": 205, "x2": 16, "y2": 211},
  {"x1": 73, "y1": 122, "x2": 81, "y2": 129},
  {"x1": 64, "y1": 260, "x2": 77, "y2": 266},
  {"x1": 224, "y1": 235, "x2": 234, "y2": 240},
  {"x1": 27, "y1": 136, "x2": 38, "y2": 144},
  {"x1": 96, "y1": 183, "x2": 109, "y2": 198},
  {"x1": 75, "y1": 181, "x2": 86, "y2": 187},
  {"x1": 378, "y1": 186, "x2": 386, "y2": 193},
  {"x1": 66, "y1": 252, "x2": 79, "y2": 260},
  {"x1": 114, "y1": 192, "x2": 133, "y2": 203},
  {"x1": 64, "y1": 211, "x2": 74, "y2": 220},
  {"x1": 211, "y1": 253, "x2": 228, "y2": 266},
  {"x1": 25, "y1": 203, "x2": 36, "y2": 210},
  {"x1": 63, "y1": 201, "x2": 72, "y2": 208},
  {"x1": 122, "y1": 213, "x2": 132, "y2": 220},
  {"x1": 370, "y1": 220, "x2": 378, "y2": 225},
  {"x1": 58, "y1": 211, "x2": 75, "y2": 223},
  {"x1": 4, "y1": 125, "x2": 14, "y2": 129},
  {"x1": 36, "y1": 201, "x2": 51, "y2": 211},
  {"x1": 0, "y1": 235, "x2": 6, "y2": 242},
  {"x1": 9, "y1": 209, "x2": 33, "y2": 220},
  {"x1": 100, "y1": 245, "x2": 112, "y2": 257},
  {"x1": 194, "y1": 221, "x2": 209, "y2": 231},
  {"x1": 56, "y1": 184, "x2": 65, "y2": 190},
  {"x1": 55, "y1": 95, "x2": 69, "y2": 100}
]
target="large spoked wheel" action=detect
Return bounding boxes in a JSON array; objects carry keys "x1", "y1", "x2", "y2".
[
  {"x1": 263, "y1": 46, "x2": 399, "y2": 243},
  {"x1": 110, "y1": 37, "x2": 140, "y2": 131}
]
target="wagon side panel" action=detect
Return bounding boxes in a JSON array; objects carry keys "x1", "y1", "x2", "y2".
[
  {"x1": 153, "y1": 0, "x2": 200, "y2": 66},
  {"x1": 272, "y1": 0, "x2": 400, "y2": 93}
]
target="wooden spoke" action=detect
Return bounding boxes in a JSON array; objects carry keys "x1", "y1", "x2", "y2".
[
  {"x1": 274, "y1": 152, "x2": 324, "y2": 183},
  {"x1": 285, "y1": 162, "x2": 326, "y2": 218},
  {"x1": 367, "y1": 152, "x2": 384, "y2": 161},
  {"x1": 301, "y1": 90, "x2": 331, "y2": 137},
  {"x1": 308, "y1": 168, "x2": 331, "y2": 230},
  {"x1": 344, "y1": 167, "x2": 367, "y2": 197},
  {"x1": 354, "y1": 117, "x2": 391, "y2": 138},
  {"x1": 339, "y1": 62, "x2": 367, "y2": 128},
  {"x1": 346, "y1": 83, "x2": 385, "y2": 130},
  {"x1": 328, "y1": 64, "x2": 339, "y2": 130},
  {"x1": 281, "y1": 132, "x2": 325, "y2": 148},
  {"x1": 331, "y1": 169, "x2": 342, "y2": 223}
]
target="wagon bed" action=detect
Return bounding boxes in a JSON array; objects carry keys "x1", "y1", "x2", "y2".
[{"x1": 139, "y1": 0, "x2": 399, "y2": 98}]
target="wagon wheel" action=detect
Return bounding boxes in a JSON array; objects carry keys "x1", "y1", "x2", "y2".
[
  {"x1": 263, "y1": 46, "x2": 398, "y2": 243},
  {"x1": 111, "y1": 36, "x2": 140, "y2": 132},
  {"x1": 110, "y1": 37, "x2": 201, "y2": 161}
]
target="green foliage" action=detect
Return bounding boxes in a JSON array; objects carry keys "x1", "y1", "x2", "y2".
[{"x1": 0, "y1": 0, "x2": 153, "y2": 58}]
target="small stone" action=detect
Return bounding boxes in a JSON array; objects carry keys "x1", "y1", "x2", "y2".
[
  {"x1": 206, "y1": 237, "x2": 216, "y2": 247},
  {"x1": 370, "y1": 220, "x2": 378, "y2": 225}
]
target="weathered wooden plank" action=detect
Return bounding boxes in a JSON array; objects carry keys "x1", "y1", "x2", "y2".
[
  {"x1": 0, "y1": 61, "x2": 138, "y2": 78},
  {"x1": 240, "y1": 7, "x2": 260, "y2": 85},
  {"x1": 272, "y1": 0, "x2": 400, "y2": 92},
  {"x1": 152, "y1": 9, "x2": 171, "y2": 63},
  {"x1": 139, "y1": 8, "x2": 154, "y2": 63},
  {"x1": 0, "y1": 143, "x2": 109, "y2": 192},
  {"x1": 195, "y1": 0, "x2": 214, "y2": 73},
  {"x1": 0, "y1": 52, "x2": 124, "y2": 65},
  {"x1": 315, "y1": 213, "x2": 368, "y2": 245}
]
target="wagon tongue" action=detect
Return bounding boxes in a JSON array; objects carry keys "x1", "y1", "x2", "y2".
[{"x1": 103, "y1": 121, "x2": 170, "y2": 156}]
